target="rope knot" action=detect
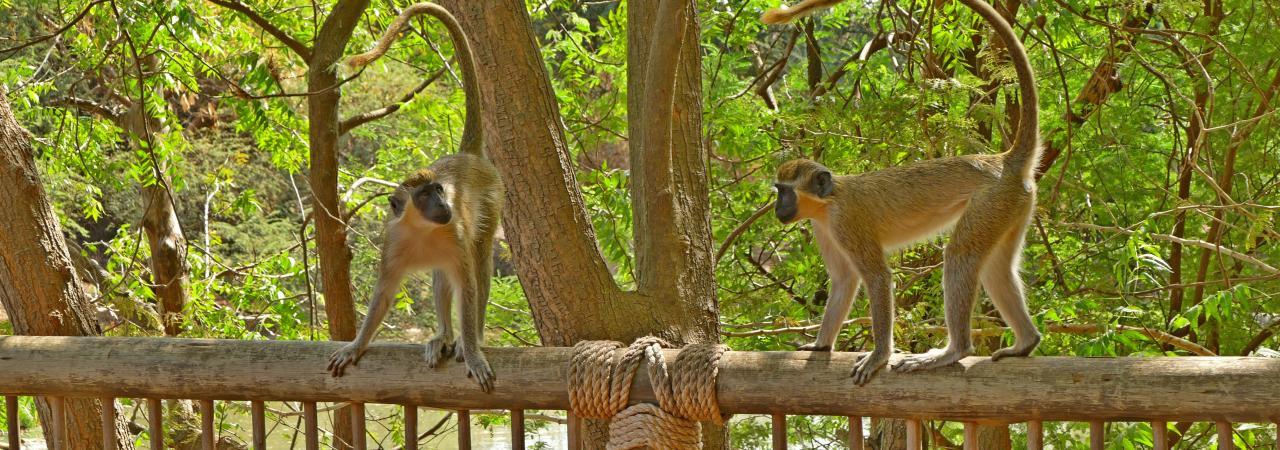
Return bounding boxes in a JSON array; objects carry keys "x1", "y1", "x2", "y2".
[{"x1": 567, "y1": 337, "x2": 729, "y2": 450}]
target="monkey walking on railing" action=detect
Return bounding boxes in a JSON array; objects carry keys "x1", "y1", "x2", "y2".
[
  {"x1": 327, "y1": 3, "x2": 503, "y2": 392},
  {"x1": 763, "y1": 0, "x2": 1043, "y2": 384}
]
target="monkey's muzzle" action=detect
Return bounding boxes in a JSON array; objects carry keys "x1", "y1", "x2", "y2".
[{"x1": 774, "y1": 184, "x2": 798, "y2": 223}]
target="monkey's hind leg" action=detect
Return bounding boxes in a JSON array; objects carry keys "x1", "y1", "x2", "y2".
[
  {"x1": 893, "y1": 203, "x2": 1005, "y2": 373},
  {"x1": 456, "y1": 267, "x2": 495, "y2": 392},
  {"x1": 424, "y1": 270, "x2": 456, "y2": 368},
  {"x1": 983, "y1": 222, "x2": 1042, "y2": 361}
]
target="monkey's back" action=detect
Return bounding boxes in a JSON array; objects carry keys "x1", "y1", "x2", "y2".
[
  {"x1": 833, "y1": 154, "x2": 1004, "y2": 247},
  {"x1": 429, "y1": 153, "x2": 503, "y2": 241}
]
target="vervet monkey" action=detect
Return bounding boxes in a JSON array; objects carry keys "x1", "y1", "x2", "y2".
[
  {"x1": 327, "y1": 3, "x2": 503, "y2": 392},
  {"x1": 764, "y1": 0, "x2": 1042, "y2": 384}
]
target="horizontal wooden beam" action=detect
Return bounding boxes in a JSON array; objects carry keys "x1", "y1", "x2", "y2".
[{"x1": 1, "y1": 336, "x2": 1278, "y2": 422}]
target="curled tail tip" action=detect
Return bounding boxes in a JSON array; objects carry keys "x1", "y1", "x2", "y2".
[{"x1": 761, "y1": 8, "x2": 795, "y2": 24}]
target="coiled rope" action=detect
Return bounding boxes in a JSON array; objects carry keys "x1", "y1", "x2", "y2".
[{"x1": 568, "y1": 337, "x2": 729, "y2": 449}]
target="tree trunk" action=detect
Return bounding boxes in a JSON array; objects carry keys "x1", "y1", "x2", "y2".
[
  {"x1": 0, "y1": 90, "x2": 129, "y2": 449},
  {"x1": 304, "y1": 3, "x2": 370, "y2": 449},
  {"x1": 443, "y1": 0, "x2": 724, "y2": 447},
  {"x1": 439, "y1": 0, "x2": 624, "y2": 345},
  {"x1": 121, "y1": 100, "x2": 191, "y2": 338}
]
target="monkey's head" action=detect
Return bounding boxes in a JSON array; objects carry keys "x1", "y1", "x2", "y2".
[
  {"x1": 390, "y1": 169, "x2": 453, "y2": 227},
  {"x1": 774, "y1": 159, "x2": 834, "y2": 224}
]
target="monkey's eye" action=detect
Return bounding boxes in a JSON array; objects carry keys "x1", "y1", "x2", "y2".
[{"x1": 434, "y1": 184, "x2": 444, "y2": 194}]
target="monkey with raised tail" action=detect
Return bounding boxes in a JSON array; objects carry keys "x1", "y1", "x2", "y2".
[
  {"x1": 764, "y1": 0, "x2": 1043, "y2": 384},
  {"x1": 327, "y1": 3, "x2": 503, "y2": 392}
]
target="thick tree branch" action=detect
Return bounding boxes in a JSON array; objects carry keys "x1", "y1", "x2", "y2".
[
  {"x1": 339, "y1": 68, "x2": 445, "y2": 136},
  {"x1": 45, "y1": 96, "x2": 124, "y2": 125},
  {"x1": 207, "y1": 0, "x2": 313, "y2": 60}
]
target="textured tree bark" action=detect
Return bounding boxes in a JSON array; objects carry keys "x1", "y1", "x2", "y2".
[
  {"x1": 442, "y1": 0, "x2": 723, "y2": 447},
  {"x1": 120, "y1": 100, "x2": 192, "y2": 338},
  {"x1": 440, "y1": 0, "x2": 622, "y2": 346},
  {"x1": 0, "y1": 90, "x2": 129, "y2": 449},
  {"x1": 304, "y1": 3, "x2": 370, "y2": 449}
]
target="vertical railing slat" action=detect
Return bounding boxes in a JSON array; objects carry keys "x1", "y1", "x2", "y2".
[
  {"x1": 1217, "y1": 422, "x2": 1234, "y2": 450},
  {"x1": 6, "y1": 396, "x2": 20, "y2": 450},
  {"x1": 771, "y1": 414, "x2": 786, "y2": 450},
  {"x1": 303, "y1": 402, "x2": 318, "y2": 450},
  {"x1": 1090, "y1": 421, "x2": 1104, "y2": 450},
  {"x1": 457, "y1": 410, "x2": 472, "y2": 450},
  {"x1": 847, "y1": 416, "x2": 863, "y2": 450},
  {"x1": 963, "y1": 422, "x2": 977, "y2": 450},
  {"x1": 906, "y1": 419, "x2": 921, "y2": 450},
  {"x1": 147, "y1": 398, "x2": 164, "y2": 450},
  {"x1": 199, "y1": 400, "x2": 215, "y2": 450},
  {"x1": 101, "y1": 397, "x2": 116, "y2": 449},
  {"x1": 1152, "y1": 421, "x2": 1168, "y2": 450},
  {"x1": 566, "y1": 414, "x2": 580, "y2": 450},
  {"x1": 49, "y1": 396, "x2": 65, "y2": 450},
  {"x1": 404, "y1": 405, "x2": 418, "y2": 450},
  {"x1": 510, "y1": 409, "x2": 525, "y2": 450},
  {"x1": 351, "y1": 403, "x2": 366, "y2": 450},
  {"x1": 1027, "y1": 421, "x2": 1044, "y2": 450},
  {"x1": 250, "y1": 401, "x2": 266, "y2": 450}
]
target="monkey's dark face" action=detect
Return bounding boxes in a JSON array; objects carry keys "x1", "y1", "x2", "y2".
[
  {"x1": 774, "y1": 159, "x2": 834, "y2": 224},
  {"x1": 389, "y1": 181, "x2": 452, "y2": 226}
]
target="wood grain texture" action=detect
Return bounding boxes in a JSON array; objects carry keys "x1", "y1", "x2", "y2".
[{"x1": 1, "y1": 337, "x2": 1278, "y2": 422}]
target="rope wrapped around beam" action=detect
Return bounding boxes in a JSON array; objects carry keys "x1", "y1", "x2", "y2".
[{"x1": 568, "y1": 337, "x2": 729, "y2": 449}]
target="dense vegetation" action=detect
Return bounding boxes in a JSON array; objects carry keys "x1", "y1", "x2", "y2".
[{"x1": 1, "y1": 0, "x2": 1276, "y2": 447}]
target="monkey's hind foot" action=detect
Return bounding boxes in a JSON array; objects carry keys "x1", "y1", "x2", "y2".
[
  {"x1": 424, "y1": 335, "x2": 456, "y2": 368},
  {"x1": 892, "y1": 347, "x2": 968, "y2": 373},
  {"x1": 850, "y1": 351, "x2": 889, "y2": 385},
  {"x1": 464, "y1": 352, "x2": 496, "y2": 393},
  {"x1": 991, "y1": 334, "x2": 1041, "y2": 361}
]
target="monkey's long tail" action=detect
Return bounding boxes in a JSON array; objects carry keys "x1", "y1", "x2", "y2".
[
  {"x1": 348, "y1": 3, "x2": 484, "y2": 156},
  {"x1": 761, "y1": 0, "x2": 1041, "y2": 183}
]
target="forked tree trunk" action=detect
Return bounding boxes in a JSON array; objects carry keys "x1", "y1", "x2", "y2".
[
  {"x1": 441, "y1": 0, "x2": 724, "y2": 447},
  {"x1": 0, "y1": 90, "x2": 130, "y2": 449}
]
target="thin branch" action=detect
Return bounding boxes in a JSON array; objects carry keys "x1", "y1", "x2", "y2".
[
  {"x1": 339, "y1": 68, "x2": 446, "y2": 136},
  {"x1": 207, "y1": 0, "x2": 313, "y2": 60},
  {"x1": 0, "y1": 0, "x2": 109, "y2": 59},
  {"x1": 1059, "y1": 222, "x2": 1279, "y2": 274},
  {"x1": 715, "y1": 201, "x2": 774, "y2": 264}
]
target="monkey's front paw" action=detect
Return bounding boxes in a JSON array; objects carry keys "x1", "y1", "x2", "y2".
[
  {"x1": 464, "y1": 352, "x2": 496, "y2": 393},
  {"x1": 327, "y1": 344, "x2": 365, "y2": 378},
  {"x1": 850, "y1": 351, "x2": 889, "y2": 385},
  {"x1": 798, "y1": 342, "x2": 832, "y2": 352},
  {"x1": 424, "y1": 336, "x2": 456, "y2": 368},
  {"x1": 892, "y1": 347, "x2": 967, "y2": 373}
]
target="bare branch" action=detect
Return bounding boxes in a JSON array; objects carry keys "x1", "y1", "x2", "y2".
[
  {"x1": 1059, "y1": 222, "x2": 1279, "y2": 274},
  {"x1": 45, "y1": 96, "x2": 124, "y2": 124},
  {"x1": 339, "y1": 68, "x2": 445, "y2": 136},
  {"x1": 207, "y1": 0, "x2": 313, "y2": 60}
]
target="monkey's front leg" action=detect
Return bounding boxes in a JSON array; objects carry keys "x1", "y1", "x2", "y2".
[
  {"x1": 455, "y1": 269, "x2": 495, "y2": 392},
  {"x1": 851, "y1": 269, "x2": 893, "y2": 385},
  {"x1": 329, "y1": 267, "x2": 405, "y2": 377},
  {"x1": 800, "y1": 273, "x2": 860, "y2": 351},
  {"x1": 424, "y1": 270, "x2": 456, "y2": 368}
]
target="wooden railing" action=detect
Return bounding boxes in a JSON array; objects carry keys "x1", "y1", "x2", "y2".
[{"x1": 1, "y1": 336, "x2": 1278, "y2": 449}]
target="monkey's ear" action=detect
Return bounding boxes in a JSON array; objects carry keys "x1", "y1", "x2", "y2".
[
  {"x1": 812, "y1": 171, "x2": 834, "y2": 197},
  {"x1": 388, "y1": 195, "x2": 405, "y2": 216}
]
